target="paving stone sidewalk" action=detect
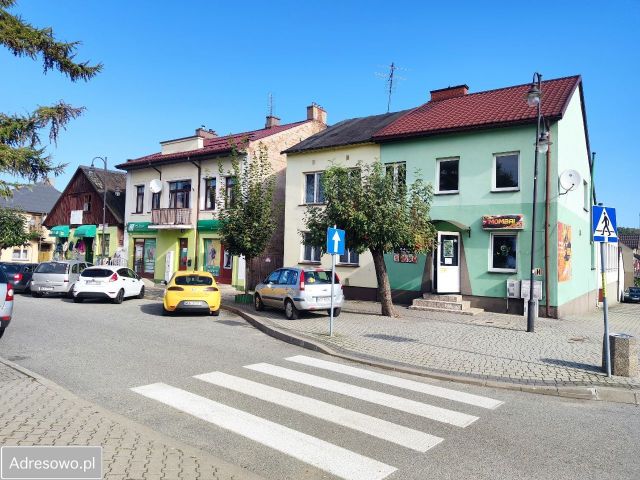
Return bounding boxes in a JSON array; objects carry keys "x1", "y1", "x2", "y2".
[
  {"x1": 0, "y1": 359, "x2": 262, "y2": 480},
  {"x1": 219, "y1": 285, "x2": 640, "y2": 391}
]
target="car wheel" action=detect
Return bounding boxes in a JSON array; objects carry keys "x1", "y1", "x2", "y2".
[
  {"x1": 284, "y1": 300, "x2": 298, "y2": 320},
  {"x1": 113, "y1": 289, "x2": 124, "y2": 304},
  {"x1": 0, "y1": 326, "x2": 5, "y2": 339},
  {"x1": 73, "y1": 296, "x2": 83, "y2": 303},
  {"x1": 327, "y1": 307, "x2": 341, "y2": 317},
  {"x1": 210, "y1": 309, "x2": 220, "y2": 317},
  {"x1": 137, "y1": 285, "x2": 145, "y2": 299},
  {"x1": 31, "y1": 291, "x2": 42, "y2": 298},
  {"x1": 67, "y1": 287, "x2": 75, "y2": 299},
  {"x1": 25, "y1": 281, "x2": 32, "y2": 293},
  {"x1": 254, "y1": 294, "x2": 264, "y2": 311}
]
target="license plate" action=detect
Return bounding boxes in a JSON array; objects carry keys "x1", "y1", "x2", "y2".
[
  {"x1": 41, "y1": 286, "x2": 54, "y2": 291},
  {"x1": 316, "y1": 297, "x2": 330, "y2": 303},
  {"x1": 87, "y1": 280, "x2": 98, "y2": 285},
  {"x1": 184, "y1": 301, "x2": 203, "y2": 306}
]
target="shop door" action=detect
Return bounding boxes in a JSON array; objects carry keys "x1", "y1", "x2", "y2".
[
  {"x1": 436, "y1": 232, "x2": 460, "y2": 293},
  {"x1": 218, "y1": 244, "x2": 233, "y2": 284},
  {"x1": 179, "y1": 238, "x2": 189, "y2": 271},
  {"x1": 134, "y1": 238, "x2": 156, "y2": 279}
]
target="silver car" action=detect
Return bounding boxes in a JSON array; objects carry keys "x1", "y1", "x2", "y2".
[
  {"x1": 254, "y1": 267, "x2": 344, "y2": 319},
  {"x1": 31, "y1": 260, "x2": 92, "y2": 297},
  {"x1": 0, "y1": 268, "x2": 14, "y2": 339}
]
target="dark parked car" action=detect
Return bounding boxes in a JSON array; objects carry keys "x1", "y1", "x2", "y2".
[
  {"x1": 0, "y1": 262, "x2": 38, "y2": 293},
  {"x1": 623, "y1": 287, "x2": 640, "y2": 303},
  {"x1": 0, "y1": 268, "x2": 14, "y2": 339}
]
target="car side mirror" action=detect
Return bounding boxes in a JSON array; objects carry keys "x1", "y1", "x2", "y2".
[{"x1": 161, "y1": 280, "x2": 167, "y2": 286}]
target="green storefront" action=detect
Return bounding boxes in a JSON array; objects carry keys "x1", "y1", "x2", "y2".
[{"x1": 49, "y1": 224, "x2": 120, "y2": 264}]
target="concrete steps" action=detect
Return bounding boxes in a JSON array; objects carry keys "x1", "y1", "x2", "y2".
[{"x1": 409, "y1": 293, "x2": 484, "y2": 316}]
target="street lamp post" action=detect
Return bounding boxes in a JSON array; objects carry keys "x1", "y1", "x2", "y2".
[
  {"x1": 525, "y1": 73, "x2": 551, "y2": 333},
  {"x1": 90, "y1": 156, "x2": 108, "y2": 262}
]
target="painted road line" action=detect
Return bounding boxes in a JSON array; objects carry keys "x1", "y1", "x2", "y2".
[
  {"x1": 286, "y1": 355, "x2": 504, "y2": 410},
  {"x1": 195, "y1": 371, "x2": 443, "y2": 452},
  {"x1": 131, "y1": 383, "x2": 396, "y2": 480},
  {"x1": 244, "y1": 363, "x2": 478, "y2": 428}
]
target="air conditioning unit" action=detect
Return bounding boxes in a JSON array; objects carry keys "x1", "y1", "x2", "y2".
[{"x1": 507, "y1": 279, "x2": 521, "y2": 299}]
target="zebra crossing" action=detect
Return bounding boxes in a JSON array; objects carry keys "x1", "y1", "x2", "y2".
[{"x1": 131, "y1": 355, "x2": 504, "y2": 480}]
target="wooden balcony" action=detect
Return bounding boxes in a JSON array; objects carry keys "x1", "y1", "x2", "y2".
[{"x1": 151, "y1": 208, "x2": 191, "y2": 227}]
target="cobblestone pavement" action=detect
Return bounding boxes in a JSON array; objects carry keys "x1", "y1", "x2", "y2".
[
  {"x1": 0, "y1": 359, "x2": 262, "y2": 480},
  {"x1": 220, "y1": 285, "x2": 640, "y2": 390}
]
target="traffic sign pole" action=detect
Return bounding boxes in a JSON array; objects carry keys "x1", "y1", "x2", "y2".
[
  {"x1": 329, "y1": 251, "x2": 336, "y2": 336},
  {"x1": 600, "y1": 240, "x2": 611, "y2": 377},
  {"x1": 325, "y1": 225, "x2": 345, "y2": 337}
]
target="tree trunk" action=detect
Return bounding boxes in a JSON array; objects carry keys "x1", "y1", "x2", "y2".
[{"x1": 371, "y1": 248, "x2": 396, "y2": 317}]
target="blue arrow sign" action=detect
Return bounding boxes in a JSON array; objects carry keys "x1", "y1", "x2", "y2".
[
  {"x1": 326, "y1": 227, "x2": 346, "y2": 255},
  {"x1": 592, "y1": 206, "x2": 618, "y2": 243}
]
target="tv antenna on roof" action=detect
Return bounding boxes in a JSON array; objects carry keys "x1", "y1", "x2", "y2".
[
  {"x1": 375, "y1": 62, "x2": 406, "y2": 113},
  {"x1": 268, "y1": 92, "x2": 274, "y2": 117}
]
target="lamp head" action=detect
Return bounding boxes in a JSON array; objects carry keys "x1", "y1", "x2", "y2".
[
  {"x1": 526, "y1": 83, "x2": 541, "y2": 107},
  {"x1": 536, "y1": 131, "x2": 551, "y2": 153}
]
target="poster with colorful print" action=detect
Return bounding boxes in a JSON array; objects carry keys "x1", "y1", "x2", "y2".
[
  {"x1": 557, "y1": 222, "x2": 572, "y2": 282},
  {"x1": 203, "y1": 238, "x2": 221, "y2": 276}
]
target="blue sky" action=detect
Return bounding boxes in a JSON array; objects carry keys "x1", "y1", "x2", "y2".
[{"x1": 2, "y1": 0, "x2": 639, "y2": 227}]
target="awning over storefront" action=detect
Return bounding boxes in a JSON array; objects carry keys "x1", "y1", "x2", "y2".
[
  {"x1": 50, "y1": 225, "x2": 70, "y2": 237},
  {"x1": 127, "y1": 222, "x2": 153, "y2": 233},
  {"x1": 73, "y1": 224, "x2": 97, "y2": 238},
  {"x1": 197, "y1": 219, "x2": 221, "y2": 232},
  {"x1": 431, "y1": 219, "x2": 472, "y2": 237}
]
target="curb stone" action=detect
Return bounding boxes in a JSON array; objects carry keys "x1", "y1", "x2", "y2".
[
  {"x1": 0, "y1": 356, "x2": 265, "y2": 480},
  {"x1": 221, "y1": 304, "x2": 640, "y2": 406}
]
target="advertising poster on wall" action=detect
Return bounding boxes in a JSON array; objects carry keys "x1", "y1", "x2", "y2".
[
  {"x1": 203, "y1": 239, "x2": 221, "y2": 276},
  {"x1": 558, "y1": 222, "x2": 572, "y2": 282}
]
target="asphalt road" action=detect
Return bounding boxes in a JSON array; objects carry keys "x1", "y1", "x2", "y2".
[{"x1": 1, "y1": 294, "x2": 639, "y2": 480}]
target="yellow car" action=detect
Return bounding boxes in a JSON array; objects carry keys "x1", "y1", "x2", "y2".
[{"x1": 162, "y1": 271, "x2": 221, "y2": 316}]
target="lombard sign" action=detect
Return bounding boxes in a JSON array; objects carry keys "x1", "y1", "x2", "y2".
[{"x1": 482, "y1": 214, "x2": 524, "y2": 230}]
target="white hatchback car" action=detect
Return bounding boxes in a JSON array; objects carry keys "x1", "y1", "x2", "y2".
[{"x1": 72, "y1": 266, "x2": 145, "y2": 304}]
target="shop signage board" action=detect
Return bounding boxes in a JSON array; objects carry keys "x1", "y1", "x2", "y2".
[{"x1": 481, "y1": 214, "x2": 524, "y2": 230}]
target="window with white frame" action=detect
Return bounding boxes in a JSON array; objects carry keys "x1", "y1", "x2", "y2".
[
  {"x1": 489, "y1": 233, "x2": 517, "y2": 272},
  {"x1": 338, "y1": 248, "x2": 359, "y2": 265},
  {"x1": 204, "y1": 178, "x2": 217, "y2": 210},
  {"x1": 302, "y1": 232, "x2": 321, "y2": 262},
  {"x1": 493, "y1": 153, "x2": 519, "y2": 191},
  {"x1": 583, "y1": 180, "x2": 589, "y2": 211},
  {"x1": 385, "y1": 162, "x2": 406, "y2": 190},
  {"x1": 135, "y1": 185, "x2": 145, "y2": 213},
  {"x1": 12, "y1": 247, "x2": 28, "y2": 260},
  {"x1": 436, "y1": 158, "x2": 459, "y2": 193},
  {"x1": 304, "y1": 172, "x2": 325, "y2": 204}
]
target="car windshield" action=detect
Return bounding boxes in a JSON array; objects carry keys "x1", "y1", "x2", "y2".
[
  {"x1": 35, "y1": 262, "x2": 69, "y2": 274},
  {"x1": 0, "y1": 264, "x2": 20, "y2": 274},
  {"x1": 304, "y1": 270, "x2": 336, "y2": 284},
  {"x1": 174, "y1": 275, "x2": 213, "y2": 286},
  {"x1": 81, "y1": 269, "x2": 113, "y2": 278}
]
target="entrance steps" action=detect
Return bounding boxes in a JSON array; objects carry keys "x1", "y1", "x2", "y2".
[{"x1": 409, "y1": 293, "x2": 484, "y2": 316}]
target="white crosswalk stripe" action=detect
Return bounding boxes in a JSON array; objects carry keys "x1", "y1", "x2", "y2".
[
  {"x1": 286, "y1": 355, "x2": 503, "y2": 409},
  {"x1": 194, "y1": 371, "x2": 443, "y2": 452},
  {"x1": 244, "y1": 363, "x2": 479, "y2": 427},
  {"x1": 131, "y1": 382, "x2": 397, "y2": 480}
]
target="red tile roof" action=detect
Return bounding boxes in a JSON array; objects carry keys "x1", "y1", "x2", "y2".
[
  {"x1": 374, "y1": 75, "x2": 581, "y2": 140},
  {"x1": 117, "y1": 120, "x2": 310, "y2": 170}
]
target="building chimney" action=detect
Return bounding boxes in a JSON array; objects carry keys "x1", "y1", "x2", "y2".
[
  {"x1": 306, "y1": 103, "x2": 327, "y2": 124},
  {"x1": 430, "y1": 84, "x2": 469, "y2": 102},
  {"x1": 196, "y1": 127, "x2": 217, "y2": 139},
  {"x1": 265, "y1": 115, "x2": 281, "y2": 129}
]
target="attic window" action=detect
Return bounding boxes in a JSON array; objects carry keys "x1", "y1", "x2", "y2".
[{"x1": 83, "y1": 194, "x2": 92, "y2": 212}]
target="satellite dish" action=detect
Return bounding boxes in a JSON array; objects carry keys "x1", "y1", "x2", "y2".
[
  {"x1": 149, "y1": 179, "x2": 162, "y2": 193},
  {"x1": 559, "y1": 169, "x2": 581, "y2": 195}
]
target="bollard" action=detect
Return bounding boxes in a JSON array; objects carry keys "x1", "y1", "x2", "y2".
[{"x1": 602, "y1": 333, "x2": 638, "y2": 377}]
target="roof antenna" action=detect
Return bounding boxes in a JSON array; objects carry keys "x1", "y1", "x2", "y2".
[
  {"x1": 268, "y1": 92, "x2": 274, "y2": 117},
  {"x1": 375, "y1": 62, "x2": 406, "y2": 113}
]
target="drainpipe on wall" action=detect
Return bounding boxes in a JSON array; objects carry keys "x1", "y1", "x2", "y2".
[
  {"x1": 191, "y1": 159, "x2": 201, "y2": 270},
  {"x1": 544, "y1": 132, "x2": 552, "y2": 318}
]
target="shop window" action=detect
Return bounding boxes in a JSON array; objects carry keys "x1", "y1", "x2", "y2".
[
  {"x1": 169, "y1": 180, "x2": 191, "y2": 209},
  {"x1": 436, "y1": 158, "x2": 459, "y2": 193},
  {"x1": 152, "y1": 191, "x2": 161, "y2": 210},
  {"x1": 223, "y1": 250, "x2": 232, "y2": 269},
  {"x1": 493, "y1": 153, "x2": 519, "y2": 191},
  {"x1": 305, "y1": 172, "x2": 325, "y2": 204},
  {"x1": 302, "y1": 232, "x2": 321, "y2": 263},
  {"x1": 338, "y1": 248, "x2": 359, "y2": 265},
  {"x1": 204, "y1": 178, "x2": 217, "y2": 210},
  {"x1": 490, "y1": 233, "x2": 517, "y2": 272},
  {"x1": 135, "y1": 186, "x2": 144, "y2": 213}
]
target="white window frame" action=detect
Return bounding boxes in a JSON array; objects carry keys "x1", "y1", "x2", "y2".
[
  {"x1": 492, "y1": 152, "x2": 520, "y2": 192},
  {"x1": 338, "y1": 248, "x2": 359, "y2": 266},
  {"x1": 12, "y1": 247, "x2": 28, "y2": 261},
  {"x1": 435, "y1": 157, "x2": 459, "y2": 194},
  {"x1": 303, "y1": 171, "x2": 325, "y2": 204},
  {"x1": 301, "y1": 232, "x2": 321, "y2": 263},
  {"x1": 385, "y1": 162, "x2": 406, "y2": 188},
  {"x1": 488, "y1": 232, "x2": 518, "y2": 273}
]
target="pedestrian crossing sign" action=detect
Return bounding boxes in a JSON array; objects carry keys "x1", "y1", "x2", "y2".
[{"x1": 592, "y1": 206, "x2": 618, "y2": 243}]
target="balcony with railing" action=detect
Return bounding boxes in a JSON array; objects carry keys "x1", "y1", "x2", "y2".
[{"x1": 151, "y1": 208, "x2": 192, "y2": 228}]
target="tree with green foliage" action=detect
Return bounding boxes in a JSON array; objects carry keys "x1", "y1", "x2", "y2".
[
  {"x1": 618, "y1": 227, "x2": 640, "y2": 236},
  {"x1": 304, "y1": 161, "x2": 437, "y2": 317},
  {"x1": 217, "y1": 142, "x2": 278, "y2": 294},
  {"x1": 0, "y1": 0, "x2": 102, "y2": 197},
  {"x1": 0, "y1": 207, "x2": 37, "y2": 250}
]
